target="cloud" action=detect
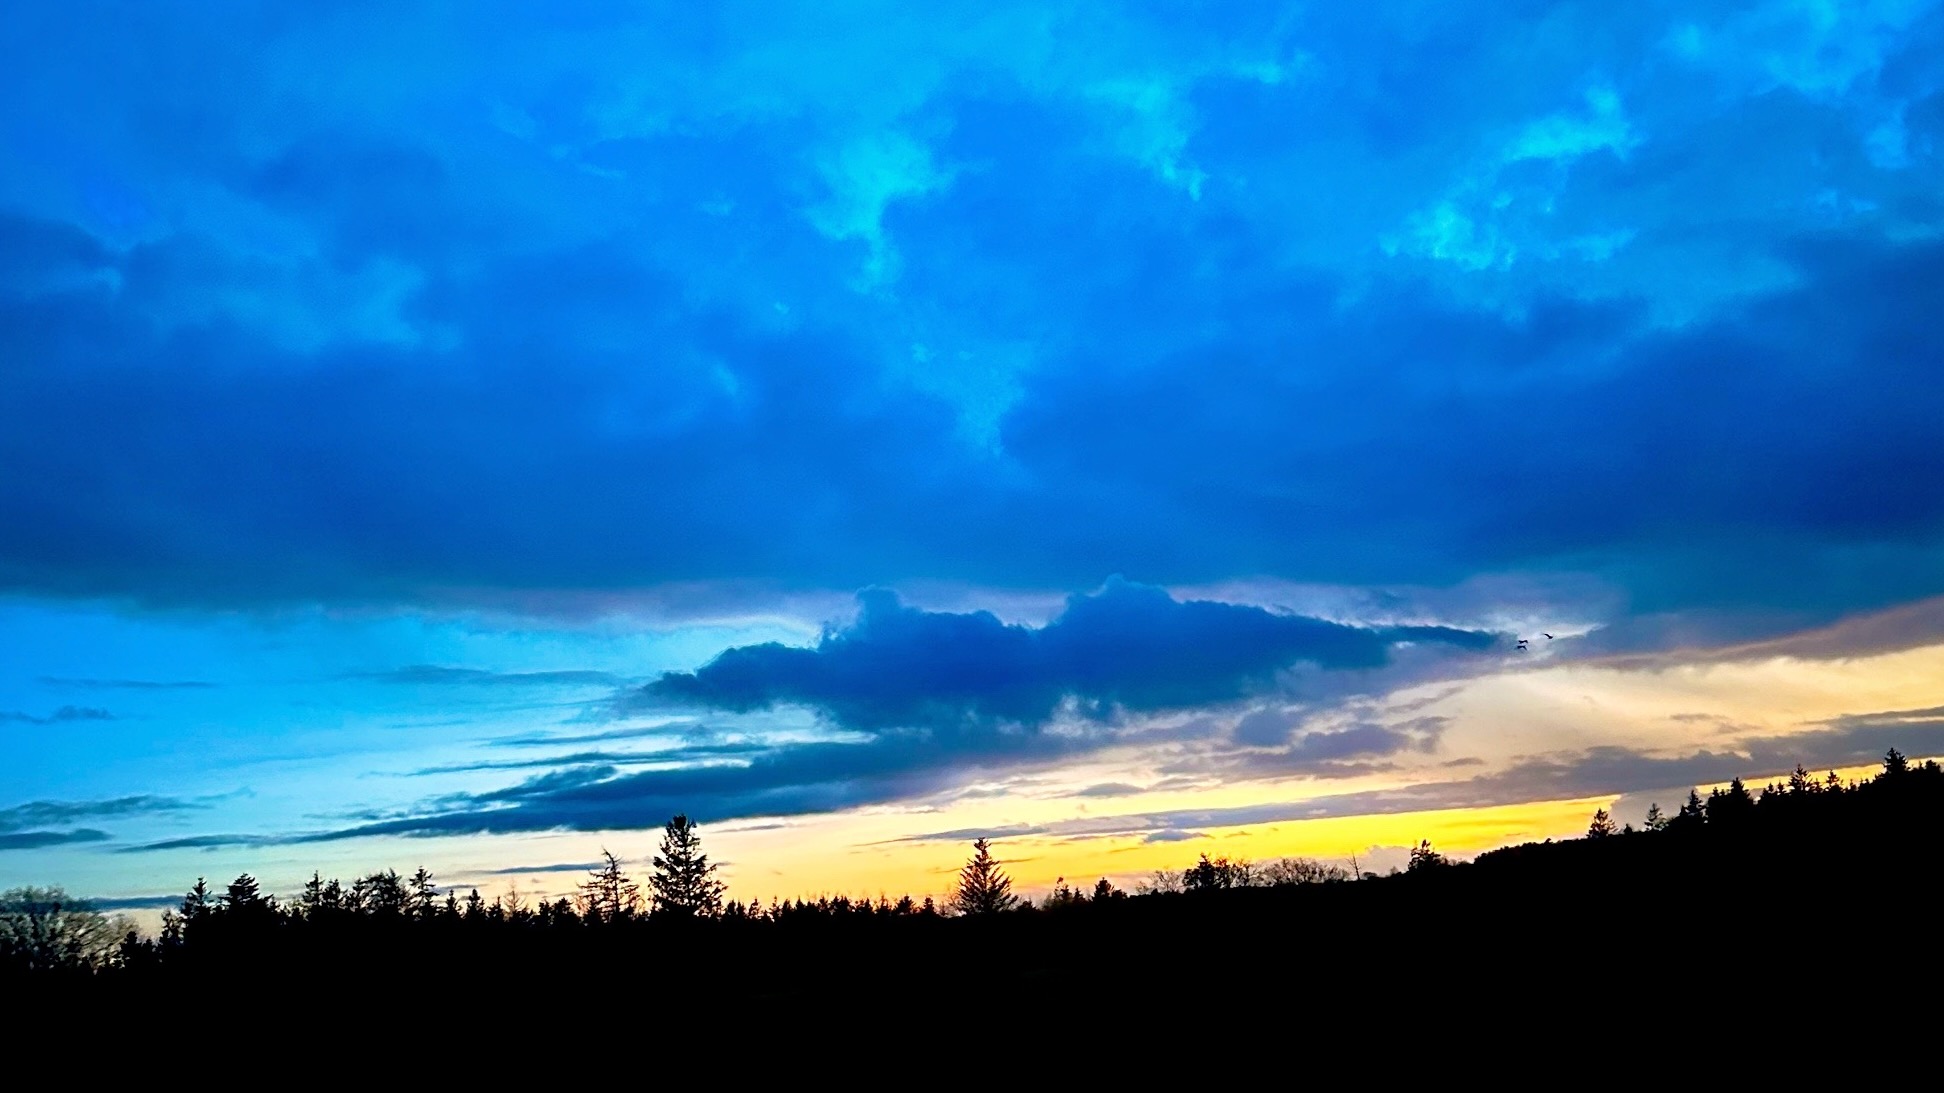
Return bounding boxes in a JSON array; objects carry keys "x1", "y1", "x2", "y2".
[
  {"x1": 118, "y1": 699, "x2": 1944, "y2": 850},
  {"x1": 275, "y1": 581, "x2": 1482, "y2": 838},
  {"x1": 0, "y1": 795, "x2": 197, "y2": 830},
  {"x1": 1746, "y1": 706, "x2": 1944, "y2": 771},
  {"x1": 1507, "y1": 86, "x2": 1639, "y2": 164},
  {"x1": 879, "y1": 704, "x2": 1944, "y2": 845},
  {"x1": 1207, "y1": 711, "x2": 1449, "y2": 778},
  {"x1": 485, "y1": 860, "x2": 615, "y2": 876},
  {"x1": 357, "y1": 666, "x2": 625, "y2": 687},
  {"x1": 1232, "y1": 708, "x2": 1297, "y2": 747},
  {"x1": 1006, "y1": 237, "x2": 1944, "y2": 625},
  {"x1": 1142, "y1": 829, "x2": 1208, "y2": 844},
  {"x1": 38, "y1": 677, "x2": 215, "y2": 690},
  {"x1": 87, "y1": 893, "x2": 191, "y2": 910},
  {"x1": 0, "y1": 828, "x2": 110, "y2": 851},
  {"x1": 808, "y1": 132, "x2": 954, "y2": 284},
  {"x1": 406, "y1": 741, "x2": 767, "y2": 777},
  {"x1": 1196, "y1": 711, "x2": 1938, "y2": 826},
  {"x1": 485, "y1": 722, "x2": 701, "y2": 749},
  {"x1": 117, "y1": 834, "x2": 280, "y2": 854},
  {"x1": 278, "y1": 576, "x2": 1944, "y2": 845},
  {"x1": 305, "y1": 734, "x2": 1079, "y2": 840},
  {"x1": 0, "y1": 794, "x2": 246, "y2": 855},
  {"x1": 0, "y1": 2, "x2": 1939, "y2": 650},
  {"x1": 887, "y1": 824, "x2": 1048, "y2": 844},
  {"x1": 1071, "y1": 782, "x2": 1146, "y2": 798},
  {"x1": 645, "y1": 579, "x2": 1497, "y2": 732},
  {"x1": 1281, "y1": 721, "x2": 1438, "y2": 764},
  {"x1": 0, "y1": 705, "x2": 115, "y2": 725},
  {"x1": 1588, "y1": 595, "x2": 1944, "y2": 666}
]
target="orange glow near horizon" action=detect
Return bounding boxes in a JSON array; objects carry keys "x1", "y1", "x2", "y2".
[{"x1": 441, "y1": 757, "x2": 1919, "y2": 908}]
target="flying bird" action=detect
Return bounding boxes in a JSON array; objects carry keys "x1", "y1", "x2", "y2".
[{"x1": 1543, "y1": 633, "x2": 1554, "y2": 640}]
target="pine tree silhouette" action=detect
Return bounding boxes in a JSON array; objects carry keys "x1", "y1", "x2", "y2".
[
  {"x1": 408, "y1": 867, "x2": 438, "y2": 918},
  {"x1": 1672, "y1": 789, "x2": 1707, "y2": 829},
  {"x1": 650, "y1": 815, "x2": 724, "y2": 917},
  {"x1": 950, "y1": 838, "x2": 1018, "y2": 915},
  {"x1": 222, "y1": 874, "x2": 262, "y2": 911}
]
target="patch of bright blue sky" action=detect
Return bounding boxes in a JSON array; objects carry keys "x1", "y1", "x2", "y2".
[{"x1": 0, "y1": 599, "x2": 807, "y2": 883}]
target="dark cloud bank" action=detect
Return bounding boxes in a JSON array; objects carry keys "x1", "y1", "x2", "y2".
[
  {"x1": 6, "y1": 158, "x2": 1944, "y2": 637},
  {"x1": 647, "y1": 580, "x2": 1494, "y2": 731},
  {"x1": 298, "y1": 582, "x2": 1496, "y2": 840}
]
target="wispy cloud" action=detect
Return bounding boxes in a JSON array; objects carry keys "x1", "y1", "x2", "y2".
[
  {"x1": 116, "y1": 833, "x2": 281, "y2": 854},
  {"x1": 486, "y1": 860, "x2": 618, "y2": 876},
  {"x1": 355, "y1": 666, "x2": 627, "y2": 687},
  {"x1": 1070, "y1": 782, "x2": 1146, "y2": 798},
  {"x1": 102, "y1": 703, "x2": 1944, "y2": 854},
  {"x1": 88, "y1": 893, "x2": 192, "y2": 910},
  {"x1": 890, "y1": 708, "x2": 1944, "y2": 844},
  {"x1": 0, "y1": 794, "x2": 198, "y2": 830},
  {"x1": 1, "y1": 705, "x2": 116, "y2": 725},
  {"x1": 406, "y1": 741, "x2": 768, "y2": 777},
  {"x1": 1143, "y1": 829, "x2": 1208, "y2": 844},
  {"x1": 485, "y1": 722, "x2": 701, "y2": 749},
  {"x1": 38, "y1": 677, "x2": 215, "y2": 690},
  {"x1": 0, "y1": 828, "x2": 109, "y2": 851},
  {"x1": 3, "y1": 797, "x2": 197, "y2": 851}
]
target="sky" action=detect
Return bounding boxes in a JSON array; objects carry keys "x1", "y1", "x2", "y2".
[{"x1": 5, "y1": 0, "x2": 1944, "y2": 912}]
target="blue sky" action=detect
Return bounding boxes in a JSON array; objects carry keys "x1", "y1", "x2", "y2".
[{"x1": 6, "y1": 1, "x2": 1944, "y2": 905}]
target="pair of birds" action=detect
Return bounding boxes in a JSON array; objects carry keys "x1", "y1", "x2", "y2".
[{"x1": 1514, "y1": 633, "x2": 1554, "y2": 652}]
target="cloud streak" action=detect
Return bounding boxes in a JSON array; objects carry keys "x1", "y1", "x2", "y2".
[
  {"x1": 1, "y1": 706, "x2": 115, "y2": 726},
  {"x1": 116, "y1": 834, "x2": 281, "y2": 854},
  {"x1": 890, "y1": 707, "x2": 1944, "y2": 843},
  {"x1": 109, "y1": 703, "x2": 1944, "y2": 852},
  {"x1": 0, "y1": 795, "x2": 198, "y2": 830},
  {"x1": 38, "y1": 677, "x2": 215, "y2": 690},
  {"x1": 0, "y1": 828, "x2": 110, "y2": 851},
  {"x1": 357, "y1": 666, "x2": 626, "y2": 687},
  {"x1": 0, "y1": 794, "x2": 199, "y2": 853}
]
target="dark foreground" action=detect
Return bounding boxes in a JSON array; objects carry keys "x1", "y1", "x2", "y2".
[{"x1": 11, "y1": 757, "x2": 1942, "y2": 1045}]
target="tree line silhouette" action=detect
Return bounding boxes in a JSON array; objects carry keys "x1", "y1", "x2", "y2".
[{"x1": 8, "y1": 753, "x2": 1942, "y2": 1021}]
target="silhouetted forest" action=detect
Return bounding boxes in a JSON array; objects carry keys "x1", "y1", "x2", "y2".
[{"x1": 9, "y1": 757, "x2": 1942, "y2": 1031}]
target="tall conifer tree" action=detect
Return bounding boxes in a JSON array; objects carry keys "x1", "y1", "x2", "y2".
[
  {"x1": 650, "y1": 815, "x2": 724, "y2": 917},
  {"x1": 950, "y1": 839, "x2": 1017, "y2": 915}
]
